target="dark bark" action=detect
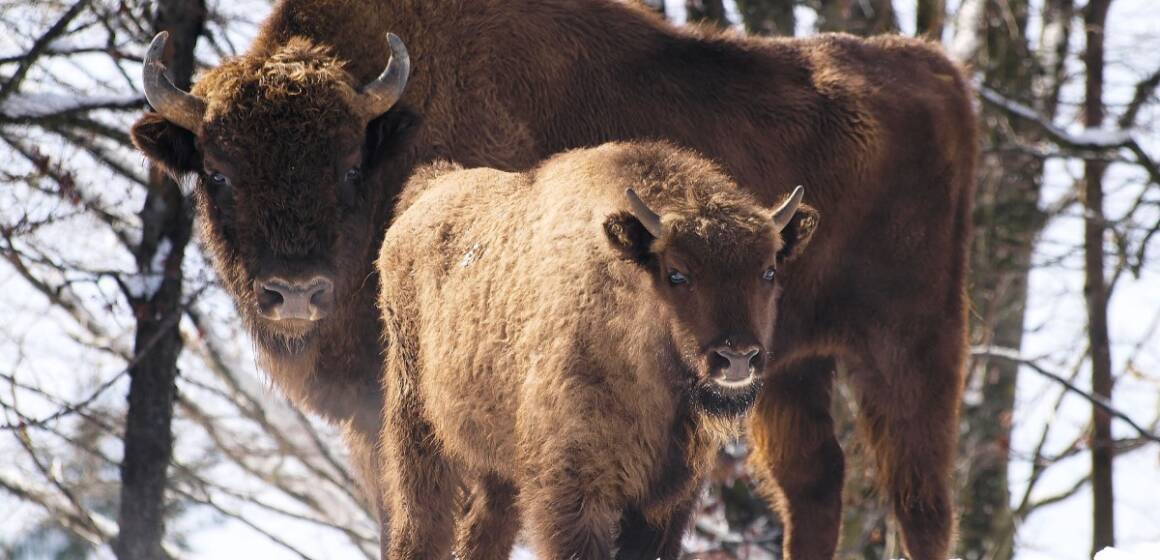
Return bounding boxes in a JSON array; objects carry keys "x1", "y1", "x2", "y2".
[
  {"x1": 817, "y1": 0, "x2": 897, "y2": 35},
  {"x1": 685, "y1": 0, "x2": 729, "y2": 27},
  {"x1": 1082, "y1": 0, "x2": 1115, "y2": 554},
  {"x1": 113, "y1": 1, "x2": 205, "y2": 559},
  {"x1": 916, "y1": 0, "x2": 945, "y2": 38},
  {"x1": 736, "y1": 0, "x2": 796, "y2": 36},
  {"x1": 816, "y1": 0, "x2": 851, "y2": 32},
  {"x1": 958, "y1": 1, "x2": 1061, "y2": 559}
]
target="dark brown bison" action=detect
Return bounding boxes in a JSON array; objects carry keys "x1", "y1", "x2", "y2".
[
  {"x1": 132, "y1": 27, "x2": 416, "y2": 545},
  {"x1": 131, "y1": 0, "x2": 976, "y2": 557},
  {"x1": 377, "y1": 142, "x2": 817, "y2": 560}
]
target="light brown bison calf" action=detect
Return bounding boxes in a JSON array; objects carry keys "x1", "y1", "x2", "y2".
[{"x1": 376, "y1": 142, "x2": 818, "y2": 559}]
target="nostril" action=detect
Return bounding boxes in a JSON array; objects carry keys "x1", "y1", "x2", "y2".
[
  {"x1": 255, "y1": 280, "x2": 287, "y2": 313},
  {"x1": 709, "y1": 350, "x2": 730, "y2": 373},
  {"x1": 306, "y1": 278, "x2": 335, "y2": 310},
  {"x1": 744, "y1": 348, "x2": 761, "y2": 367},
  {"x1": 263, "y1": 286, "x2": 285, "y2": 306}
]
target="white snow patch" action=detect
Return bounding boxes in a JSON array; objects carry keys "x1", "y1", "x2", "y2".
[
  {"x1": 977, "y1": 84, "x2": 1136, "y2": 148},
  {"x1": 1068, "y1": 127, "x2": 1134, "y2": 147},
  {"x1": 949, "y1": 0, "x2": 986, "y2": 63},
  {"x1": 1095, "y1": 547, "x2": 1160, "y2": 560}
]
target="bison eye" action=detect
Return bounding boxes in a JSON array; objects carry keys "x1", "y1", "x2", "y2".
[
  {"x1": 340, "y1": 166, "x2": 363, "y2": 207},
  {"x1": 762, "y1": 267, "x2": 776, "y2": 282},
  {"x1": 208, "y1": 171, "x2": 230, "y2": 186},
  {"x1": 667, "y1": 269, "x2": 689, "y2": 286}
]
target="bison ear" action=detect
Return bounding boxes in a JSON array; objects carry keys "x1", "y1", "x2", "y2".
[
  {"x1": 364, "y1": 105, "x2": 421, "y2": 171},
  {"x1": 604, "y1": 211, "x2": 655, "y2": 264},
  {"x1": 130, "y1": 112, "x2": 201, "y2": 176},
  {"x1": 777, "y1": 203, "x2": 819, "y2": 264}
]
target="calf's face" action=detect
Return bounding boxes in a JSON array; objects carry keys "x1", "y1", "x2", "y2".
[
  {"x1": 129, "y1": 33, "x2": 416, "y2": 353},
  {"x1": 605, "y1": 187, "x2": 817, "y2": 416}
]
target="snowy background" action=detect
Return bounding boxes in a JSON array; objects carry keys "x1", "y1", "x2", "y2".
[{"x1": 1, "y1": 0, "x2": 1157, "y2": 558}]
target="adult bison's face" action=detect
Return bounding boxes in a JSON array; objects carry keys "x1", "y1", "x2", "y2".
[
  {"x1": 130, "y1": 32, "x2": 417, "y2": 352},
  {"x1": 606, "y1": 187, "x2": 818, "y2": 417}
]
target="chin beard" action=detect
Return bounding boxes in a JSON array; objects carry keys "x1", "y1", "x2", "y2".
[
  {"x1": 254, "y1": 322, "x2": 318, "y2": 357},
  {"x1": 691, "y1": 377, "x2": 763, "y2": 418}
]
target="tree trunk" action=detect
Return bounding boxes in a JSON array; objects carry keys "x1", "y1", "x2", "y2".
[
  {"x1": 958, "y1": 1, "x2": 1067, "y2": 559},
  {"x1": 113, "y1": 1, "x2": 205, "y2": 559},
  {"x1": 916, "y1": 0, "x2": 945, "y2": 38},
  {"x1": 685, "y1": 0, "x2": 729, "y2": 26},
  {"x1": 818, "y1": 0, "x2": 897, "y2": 35},
  {"x1": 1082, "y1": 0, "x2": 1115, "y2": 554},
  {"x1": 736, "y1": 0, "x2": 796, "y2": 36}
]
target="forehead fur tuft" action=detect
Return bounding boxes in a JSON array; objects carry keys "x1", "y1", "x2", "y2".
[
  {"x1": 193, "y1": 37, "x2": 358, "y2": 120},
  {"x1": 605, "y1": 142, "x2": 776, "y2": 245}
]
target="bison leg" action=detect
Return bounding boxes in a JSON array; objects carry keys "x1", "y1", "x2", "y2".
[
  {"x1": 519, "y1": 458, "x2": 620, "y2": 559},
  {"x1": 847, "y1": 331, "x2": 963, "y2": 560},
  {"x1": 381, "y1": 395, "x2": 458, "y2": 560},
  {"x1": 614, "y1": 500, "x2": 694, "y2": 560},
  {"x1": 748, "y1": 357, "x2": 844, "y2": 560},
  {"x1": 456, "y1": 473, "x2": 520, "y2": 560}
]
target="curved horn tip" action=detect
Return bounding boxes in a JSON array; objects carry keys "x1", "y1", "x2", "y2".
[
  {"x1": 146, "y1": 31, "x2": 169, "y2": 61},
  {"x1": 383, "y1": 33, "x2": 410, "y2": 75},
  {"x1": 624, "y1": 188, "x2": 664, "y2": 238},
  {"x1": 356, "y1": 33, "x2": 411, "y2": 120},
  {"x1": 386, "y1": 33, "x2": 408, "y2": 56},
  {"x1": 142, "y1": 30, "x2": 206, "y2": 132},
  {"x1": 772, "y1": 185, "x2": 806, "y2": 231}
]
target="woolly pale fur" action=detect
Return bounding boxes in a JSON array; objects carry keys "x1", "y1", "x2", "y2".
[
  {"x1": 130, "y1": 0, "x2": 978, "y2": 557},
  {"x1": 377, "y1": 142, "x2": 814, "y2": 559}
]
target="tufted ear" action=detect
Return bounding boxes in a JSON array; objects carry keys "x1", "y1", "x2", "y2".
[
  {"x1": 364, "y1": 104, "x2": 421, "y2": 171},
  {"x1": 130, "y1": 112, "x2": 201, "y2": 177},
  {"x1": 777, "y1": 203, "x2": 819, "y2": 263},
  {"x1": 604, "y1": 211, "x2": 656, "y2": 264}
]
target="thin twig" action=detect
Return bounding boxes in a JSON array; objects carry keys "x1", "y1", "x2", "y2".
[{"x1": 971, "y1": 346, "x2": 1160, "y2": 444}]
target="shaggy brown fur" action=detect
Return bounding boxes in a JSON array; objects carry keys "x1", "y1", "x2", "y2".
[
  {"x1": 377, "y1": 142, "x2": 817, "y2": 559},
  {"x1": 130, "y1": 1, "x2": 976, "y2": 557}
]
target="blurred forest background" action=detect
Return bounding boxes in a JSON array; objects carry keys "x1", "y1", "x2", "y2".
[{"x1": 1, "y1": 0, "x2": 1158, "y2": 559}]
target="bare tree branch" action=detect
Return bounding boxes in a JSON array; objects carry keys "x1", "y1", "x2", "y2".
[{"x1": 971, "y1": 346, "x2": 1160, "y2": 444}]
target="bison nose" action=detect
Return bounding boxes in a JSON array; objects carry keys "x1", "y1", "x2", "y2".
[
  {"x1": 254, "y1": 276, "x2": 335, "y2": 321},
  {"x1": 709, "y1": 346, "x2": 761, "y2": 385}
]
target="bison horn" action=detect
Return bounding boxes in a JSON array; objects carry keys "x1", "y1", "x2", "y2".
[
  {"x1": 142, "y1": 31, "x2": 206, "y2": 132},
  {"x1": 771, "y1": 185, "x2": 805, "y2": 232},
  {"x1": 625, "y1": 188, "x2": 663, "y2": 238},
  {"x1": 357, "y1": 33, "x2": 411, "y2": 120}
]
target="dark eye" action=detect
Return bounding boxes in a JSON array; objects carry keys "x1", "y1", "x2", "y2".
[
  {"x1": 762, "y1": 267, "x2": 776, "y2": 282},
  {"x1": 340, "y1": 166, "x2": 363, "y2": 207},
  {"x1": 208, "y1": 171, "x2": 230, "y2": 186},
  {"x1": 667, "y1": 270, "x2": 689, "y2": 285}
]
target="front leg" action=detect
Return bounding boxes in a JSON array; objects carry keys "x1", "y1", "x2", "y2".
[
  {"x1": 380, "y1": 388, "x2": 458, "y2": 559},
  {"x1": 615, "y1": 500, "x2": 695, "y2": 560},
  {"x1": 456, "y1": 473, "x2": 520, "y2": 560},
  {"x1": 521, "y1": 474, "x2": 621, "y2": 560}
]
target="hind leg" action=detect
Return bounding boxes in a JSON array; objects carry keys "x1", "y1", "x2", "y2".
[
  {"x1": 847, "y1": 327, "x2": 964, "y2": 560},
  {"x1": 748, "y1": 357, "x2": 844, "y2": 559},
  {"x1": 456, "y1": 473, "x2": 520, "y2": 560}
]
